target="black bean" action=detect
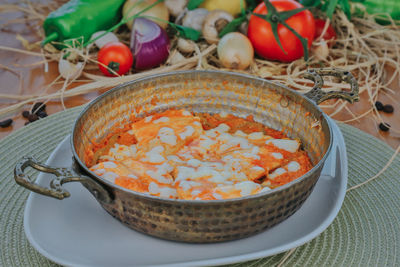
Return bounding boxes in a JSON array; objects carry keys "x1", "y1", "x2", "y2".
[
  {"x1": 31, "y1": 102, "x2": 46, "y2": 114},
  {"x1": 22, "y1": 110, "x2": 30, "y2": 118},
  {"x1": 24, "y1": 121, "x2": 30, "y2": 126},
  {"x1": 383, "y1": 104, "x2": 394, "y2": 114},
  {"x1": 379, "y1": 122, "x2": 390, "y2": 132},
  {"x1": 28, "y1": 113, "x2": 38, "y2": 122},
  {"x1": 375, "y1": 101, "x2": 384, "y2": 111},
  {"x1": 37, "y1": 111, "x2": 48, "y2": 118},
  {"x1": 0, "y1": 118, "x2": 13, "y2": 128}
]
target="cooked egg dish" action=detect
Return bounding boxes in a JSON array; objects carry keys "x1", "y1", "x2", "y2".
[{"x1": 88, "y1": 110, "x2": 312, "y2": 200}]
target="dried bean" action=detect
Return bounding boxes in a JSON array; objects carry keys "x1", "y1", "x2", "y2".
[
  {"x1": 379, "y1": 122, "x2": 390, "y2": 132},
  {"x1": 24, "y1": 121, "x2": 30, "y2": 126},
  {"x1": 31, "y1": 102, "x2": 46, "y2": 114},
  {"x1": 375, "y1": 101, "x2": 384, "y2": 111},
  {"x1": 0, "y1": 118, "x2": 13, "y2": 128},
  {"x1": 22, "y1": 110, "x2": 30, "y2": 118},
  {"x1": 37, "y1": 111, "x2": 48, "y2": 118},
  {"x1": 383, "y1": 104, "x2": 394, "y2": 114},
  {"x1": 28, "y1": 113, "x2": 38, "y2": 122}
]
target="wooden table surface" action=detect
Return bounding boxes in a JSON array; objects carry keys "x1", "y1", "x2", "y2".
[{"x1": 1, "y1": 6, "x2": 399, "y2": 149}]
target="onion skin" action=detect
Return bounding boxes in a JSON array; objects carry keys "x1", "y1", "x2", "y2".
[
  {"x1": 217, "y1": 32, "x2": 254, "y2": 70},
  {"x1": 58, "y1": 58, "x2": 83, "y2": 80},
  {"x1": 90, "y1": 31, "x2": 119, "y2": 48},
  {"x1": 131, "y1": 18, "x2": 170, "y2": 70}
]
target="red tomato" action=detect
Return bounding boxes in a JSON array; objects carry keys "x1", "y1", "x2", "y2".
[
  {"x1": 314, "y1": 19, "x2": 337, "y2": 46},
  {"x1": 98, "y1": 42, "x2": 133, "y2": 77},
  {"x1": 247, "y1": 0, "x2": 315, "y2": 62}
]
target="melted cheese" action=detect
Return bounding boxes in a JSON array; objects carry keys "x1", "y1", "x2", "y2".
[
  {"x1": 143, "y1": 146, "x2": 165, "y2": 163},
  {"x1": 179, "y1": 126, "x2": 195, "y2": 140},
  {"x1": 272, "y1": 152, "x2": 283, "y2": 159},
  {"x1": 266, "y1": 139, "x2": 300, "y2": 153},
  {"x1": 288, "y1": 161, "x2": 301, "y2": 172},
  {"x1": 234, "y1": 181, "x2": 261, "y2": 196},
  {"x1": 144, "y1": 115, "x2": 153, "y2": 123},
  {"x1": 148, "y1": 182, "x2": 177, "y2": 198},
  {"x1": 248, "y1": 132, "x2": 264, "y2": 140},
  {"x1": 158, "y1": 127, "x2": 177, "y2": 146},
  {"x1": 102, "y1": 172, "x2": 119, "y2": 183},
  {"x1": 89, "y1": 109, "x2": 312, "y2": 200},
  {"x1": 153, "y1": 117, "x2": 170, "y2": 123},
  {"x1": 269, "y1": 168, "x2": 287, "y2": 179}
]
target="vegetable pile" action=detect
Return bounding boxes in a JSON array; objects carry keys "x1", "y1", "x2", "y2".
[{"x1": 1, "y1": 0, "x2": 400, "y2": 136}]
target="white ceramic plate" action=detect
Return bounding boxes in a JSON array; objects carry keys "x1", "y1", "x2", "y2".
[{"x1": 24, "y1": 118, "x2": 347, "y2": 267}]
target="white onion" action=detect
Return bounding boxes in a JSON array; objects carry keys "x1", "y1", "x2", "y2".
[{"x1": 217, "y1": 32, "x2": 254, "y2": 70}]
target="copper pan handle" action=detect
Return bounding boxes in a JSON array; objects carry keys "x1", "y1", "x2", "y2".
[
  {"x1": 14, "y1": 156, "x2": 112, "y2": 203},
  {"x1": 303, "y1": 68, "x2": 359, "y2": 105}
]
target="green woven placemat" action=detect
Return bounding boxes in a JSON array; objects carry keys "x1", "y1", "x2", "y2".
[{"x1": 1, "y1": 106, "x2": 399, "y2": 266}]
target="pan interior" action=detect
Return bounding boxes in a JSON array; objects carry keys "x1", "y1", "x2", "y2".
[{"x1": 73, "y1": 71, "x2": 330, "y2": 172}]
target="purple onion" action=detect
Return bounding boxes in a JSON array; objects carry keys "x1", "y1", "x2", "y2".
[{"x1": 130, "y1": 17, "x2": 170, "y2": 70}]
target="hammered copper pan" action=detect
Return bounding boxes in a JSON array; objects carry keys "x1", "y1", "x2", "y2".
[{"x1": 15, "y1": 69, "x2": 358, "y2": 243}]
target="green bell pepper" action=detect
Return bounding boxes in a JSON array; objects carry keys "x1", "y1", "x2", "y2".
[
  {"x1": 42, "y1": 0, "x2": 125, "y2": 49},
  {"x1": 352, "y1": 0, "x2": 400, "y2": 24}
]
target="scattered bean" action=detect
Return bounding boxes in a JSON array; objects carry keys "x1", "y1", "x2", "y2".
[
  {"x1": 31, "y1": 102, "x2": 46, "y2": 114},
  {"x1": 24, "y1": 121, "x2": 30, "y2": 126},
  {"x1": 37, "y1": 111, "x2": 48, "y2": 118},
  {"x1": 28, "y1": 113, "x2": 39, "y2": 122},
  {"x1": 383, "y1": 104, "x2": 394, "y2": 114},
  {"x1": 0, "y1": 118, "x2": 13, "y2": 128},
  {"x1": 22, "y1": 110, "x2": 30, "y2": 118},
  {"x1": 379, "y1": 122, "x2": 390, "y2": 132},
  {"x1": 375, "y1": 101, "x2": 384, "y2": 111}
]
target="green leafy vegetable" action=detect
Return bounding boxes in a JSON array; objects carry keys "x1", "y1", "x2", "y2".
[
  {"x1": 245, "y1": 0, "x2": 260, "y2": 12},
  {"x1": 300, "y1": 0, "x2": 352, "y2": 20},
  {"x1": 338, "y1": 0, "x2": 351, "y2": 20},
  {"x1": 351, "y1": 0, "x2": 400, "y2": 25},
  {"x1": 187, "y1": 0, "x2": 205, "y2": 10},
  {"x1": 171, "y1": 24, "x2": 202, "y2": 41},
  {"x1": 299, "y1": 0, "x2": 321, "y2": 8},
  {"x1": 139, "y1": 14, "x2": 202, "y2": 41},
  {"x1": 324, "y1": 0, "x2": 339, "y2": 19},
  {"x1": 218, "y1": 15, "x2": 247, "y2": 38}
]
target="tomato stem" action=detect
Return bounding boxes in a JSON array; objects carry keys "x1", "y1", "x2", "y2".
[
  {"x1": 271, "y1": 14, "x2": 279, "y2": 22},
  {"x1": 108, "y1": 61, "x2": 120, "y2": 75},
  {"x1": 255, "y1": 0, "x2": 310, "y2": 61}
]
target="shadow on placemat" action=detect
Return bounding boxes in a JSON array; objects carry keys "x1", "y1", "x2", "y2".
[{"x1": 0, "y1": 107, "x2": 399, "y2": 266}]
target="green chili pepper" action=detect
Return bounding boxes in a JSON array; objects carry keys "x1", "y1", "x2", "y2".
[
  {"x1": 351, "y1": 0, "x2": 400, "y2": 25},
  {"x1": 42, "y1": 0, "x2": 125, "y2": 49}
]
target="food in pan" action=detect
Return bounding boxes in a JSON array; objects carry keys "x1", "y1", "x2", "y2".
[{"x1": 86, "y1": 109, "x2": 312, "y2": 200}]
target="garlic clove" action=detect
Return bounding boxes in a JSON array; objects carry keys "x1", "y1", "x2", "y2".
[
  {"x1": 202, "y1": 10, "x2": 233, "y2": 44},
  {"x1": 182, "y1": 8, "x2": 209, "y2": 31},
  {"x1": 90, "y1": 31, "x2": 119, "y2": 49},
  {"x1": 177, "y1": 38, "x2": 196, "y2": 53},
  {"x1": 58, "y1": 58, "x2": 84, "y2": 80},
  {"x1": 167, "y1": 50, "x2": 186, "y2": 65},
  {"x1": 312, "y1": 40, "x2": 329, "y2": 61}
]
